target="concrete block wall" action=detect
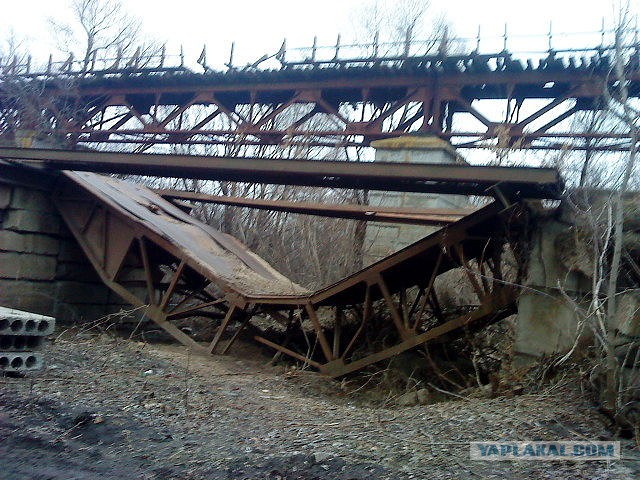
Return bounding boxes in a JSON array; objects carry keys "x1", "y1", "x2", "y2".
[
  {"x1": 513, "y1": 195, "x2": 640, "y2": 365},
  {"x1": 0, "y1": 183, "x2": 60, "y2": 314},
  {"x1": 0, "y1": 180, "x2": 128, "y2": 324},
  {"x1": 617, "y1": 292, "x2": 640, "y2": 338}
]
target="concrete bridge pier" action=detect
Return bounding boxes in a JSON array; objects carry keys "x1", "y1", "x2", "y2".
[
  {"x1": 363, "y1": 135, "x2": 600, "y2": 368},
  {"x1": 512, "y1": 214, "x2": 590, "y2": 366},
  {"x1": 364, "y1": 135, "x2": 470, "y2": 265}
]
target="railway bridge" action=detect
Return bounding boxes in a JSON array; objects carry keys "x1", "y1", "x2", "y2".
[
  {"x1": 0, "y1": 38, "x2": 636, "y2": 375},
  {"x1": 1, "y1": 38, "x2": 639, "y2": 153},
  {"x1": 0, "y1": 145, "x2": 568, "y2": 376}
]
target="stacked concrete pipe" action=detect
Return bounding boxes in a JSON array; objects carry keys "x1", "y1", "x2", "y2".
[{"x1": 0, "y1": 306, "x2": 55, "y2": 372}]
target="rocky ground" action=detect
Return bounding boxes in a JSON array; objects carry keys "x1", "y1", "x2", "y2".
[{"x1": 1, "y1": 331, "x2": 639, "y2": 480}]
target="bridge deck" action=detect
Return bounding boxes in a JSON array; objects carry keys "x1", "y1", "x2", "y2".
[
  {"x1": 63, "y1": 171, "x2": 309, "y2": 298},
  {"x1": 54, "y1": 169, "x2": 525, "y2": 375},
  {"x1": 2, "y1": 48, "x2": 637, "y2": 152}
]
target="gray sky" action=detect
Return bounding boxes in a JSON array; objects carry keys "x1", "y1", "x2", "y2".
[{"x1": 1, "y1": 0, "x2": 636, "y2": 69}]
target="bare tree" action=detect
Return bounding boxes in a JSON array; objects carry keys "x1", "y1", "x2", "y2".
[
  {"x1": 598, "y1": 7, "x2": 639, "y2": 425},
  {"x1": 50, "y1": 0, "x2": 159, "y2": 71},
  {"x1": 350, "y1": 0, "x2": 456, "y2": 54},
  {"x1": 0, "y1": 31, "x2": 29, "y2": 67},
  {"x1": 555, "y1": 5, "x2": 640, "y2": 435},
  {"x1": 0, "y1": 0, "x2": 166, "y2": 147}
]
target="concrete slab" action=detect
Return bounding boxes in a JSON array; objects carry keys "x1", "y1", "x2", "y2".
[
  {"x1": 0, "y1": 351, "x2": 44, "y2": 371},
  {"x1": 0, "y1": 306, "x2": 55, "y2": 336}
]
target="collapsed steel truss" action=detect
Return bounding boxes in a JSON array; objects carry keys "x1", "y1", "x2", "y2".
[
  {"x1": 1, "y1": 49, "x2": 639, "y2": 152},
  {"x1": 52, "y1": 169, "x2": 527, "y2": 377}
]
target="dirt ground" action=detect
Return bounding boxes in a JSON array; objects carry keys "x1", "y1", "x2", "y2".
[{"x1": 1, "y1": 332, "x2": 639, "y2": 480}]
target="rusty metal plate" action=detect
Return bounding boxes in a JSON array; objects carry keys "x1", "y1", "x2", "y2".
[{"x1": 63, "y1": 171, "x2": 309, "y2": 298}]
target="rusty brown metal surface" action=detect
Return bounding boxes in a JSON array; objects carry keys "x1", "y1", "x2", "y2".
[
  {"x1": 0, "y1": 159, "x2": 57, "y2": 190},
  {"x1": 52, "y1": 170, "x2": 528, "y2": 376},
  {"x1": 1, "y1": 48, "x2": 638, "y2": 152},
  {"x1": 59, "y1": 171, "x2": 308, "y2": 298},
  {"x1": 0, "y1": 147, "x2": 564, "y2": 199},
  {"x1": 156, "y1": 189, "x2": 471, "y2": 226}
]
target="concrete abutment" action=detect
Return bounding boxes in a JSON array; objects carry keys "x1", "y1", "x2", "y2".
[{"x1": 0, "y1": 170, "x2": 130, "y2": 324}]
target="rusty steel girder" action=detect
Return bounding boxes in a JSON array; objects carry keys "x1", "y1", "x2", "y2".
[
  {"x1": 52, "y1": 170, "x2": 525, "y2": 377},
  {"x1": 1, "y1": 50, "x2": 638, "y2": 152},
  {"x1": 155, "y1": 189, "x2": 472, "y2": 226},
  {"x1": 0, "y1": 147, "x2": 564, "y2": 199}
]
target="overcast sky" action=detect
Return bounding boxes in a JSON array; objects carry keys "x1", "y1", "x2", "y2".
[{"x1": 1, "y1": 0, "x2": 636, "y2": 69}]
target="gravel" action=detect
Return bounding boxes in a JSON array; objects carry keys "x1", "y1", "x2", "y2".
[{"x1": 1, "y1": 332, "x2": 638, "y2": 479}]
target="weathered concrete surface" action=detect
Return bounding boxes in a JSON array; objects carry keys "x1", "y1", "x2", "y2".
[
  {"x1": 0, "y1": 351, "x2": 43, "y2": 371},
  {"x1": 616, "y1": 292, "x2": 640, "y2": 338},
  {"x1": 513, "y1": 191, "x2": 640, "y2": 365},
  {"x1": 0, "y1": 306, "x2": 54, "y2": 372},
  {"x1": 0, "y1": 252, "x2": 58, "y2": 280},
  {"x1": 515, "y1": 294, "x2": 582, "y2": 362},
  {"x1": 364, "y1": 135, "x2": 470, "y2": 264},
  {"x1": 0, "y1": 184, "x2": 10, "y2": 209},
  {"x1": 0, "y1": 306, "x2": 56, "y2": 336},
  {"x1": 0, "y1": 168, "x2": 122, "y2": 322},
  {"x1": 3, "y1": 209, "x2": 61, "y2": 235},
  {"x1": 0, "y1": 280, "x2": 57, "y2": 314},
  {"x1": 0, "y1": 230, "x2": 60, "y2": 255},
  {"x1": 513, "y1": 216, "x2": 588, "y2": 364}
]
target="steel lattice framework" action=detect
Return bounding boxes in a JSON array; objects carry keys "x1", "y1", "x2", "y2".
[
  {"x1": 1, "y1": 148, "x2": 560, "y2": 376},
  {"x1": 53, "y1": 169, "x2": 526, "y2": 377},
  {"x1": 1, "y1": 48, "x2": 639, "y2": 153}
]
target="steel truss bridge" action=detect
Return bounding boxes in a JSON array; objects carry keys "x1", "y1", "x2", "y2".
[
  {"x1": 1, "y1": 39, "x2": 639, "y2": 153},
  {"x1": 1, "y1": 147, "x2": 562, "y2": 377},
  {"x1": 0, "y1": 31, "x2": 628, "y2": 376}
]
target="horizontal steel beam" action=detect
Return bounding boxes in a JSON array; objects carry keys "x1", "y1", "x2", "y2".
[
  {"x1": 156, "y1": 189, "x2": 472, "y2": 225},
  {"x1": 31, "y1": 66, "x2": 638, "y2": 99},
  {"x1": 0, "y1": 147, "x2": 563, "y2": 199},
  {"x1": 74, "y1": 135, "x2": 638, "y2": 152}
]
